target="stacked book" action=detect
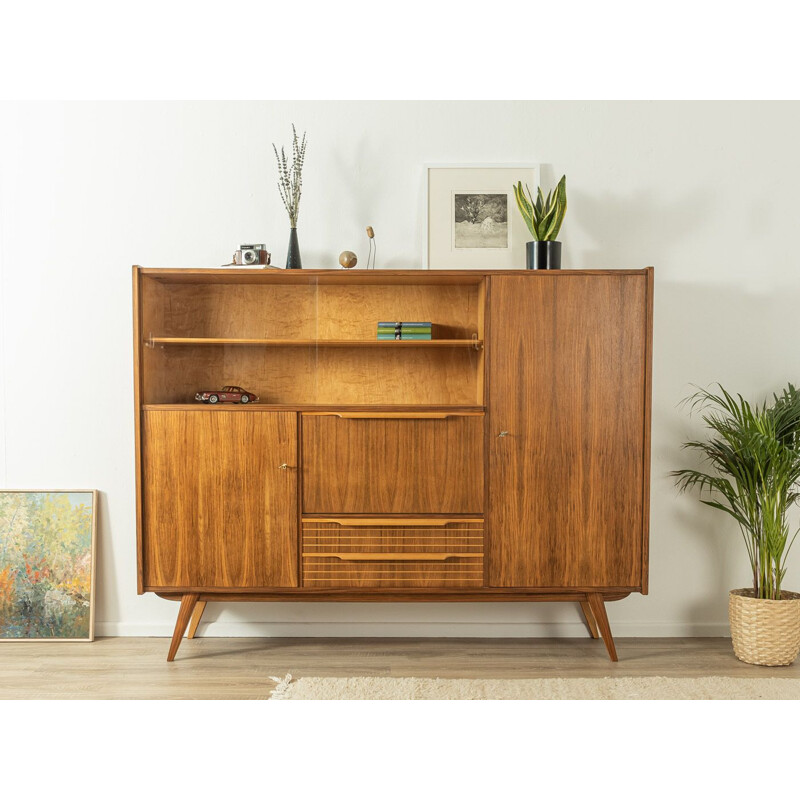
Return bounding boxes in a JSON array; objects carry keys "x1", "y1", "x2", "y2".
[{"x1": 377, "y1": 321, "x2": 433, "y2": 340}]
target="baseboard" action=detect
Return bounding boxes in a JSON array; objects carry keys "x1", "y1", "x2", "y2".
[{"x1": 96, "y1": 621, "x2": 732, "y2": 638}]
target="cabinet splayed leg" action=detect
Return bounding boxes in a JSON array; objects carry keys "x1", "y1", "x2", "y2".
[
  {"x1": 187, "y1": 601, "x2": 207, "y2": 639},
  {"x1": 579, "y1": 600, "x2": 600, "y2": 639},
  {"x1": 167, "y1": 594, "x2": 199, "y2": 662},
  {"x1": 587, "y1": 593, "x2": 619, "y2": 662}
]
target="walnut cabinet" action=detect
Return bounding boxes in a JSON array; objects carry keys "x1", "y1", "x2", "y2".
[{"x1": 133, "y1": 267, "x2": 654, "y2": 661}]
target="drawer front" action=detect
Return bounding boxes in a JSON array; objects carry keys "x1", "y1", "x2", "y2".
[
  {"x1": 302, "y1": 517, "x2": 484, "y2": 588},
  {"x1": 301, "y1": 413, "x2": 484, "y2": 514}
]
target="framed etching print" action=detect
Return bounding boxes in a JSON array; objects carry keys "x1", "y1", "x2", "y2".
[
  {"x1": 0, "y1": 491, "x2": 97, "y2": 641},
  {"x1": 425, "y1": 164, "x2": 539, "y2": 269}
]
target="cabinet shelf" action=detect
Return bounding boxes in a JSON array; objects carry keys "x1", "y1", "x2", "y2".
[
  {"x1": 138, "y1": 269, "x2": 486, "y2": 407},
  {"x1": 147, "y1": 337, "x2": 483, "y2": 349},
  {"x1": 143, "y1": 404, "x2": 486, "y2": 413}
]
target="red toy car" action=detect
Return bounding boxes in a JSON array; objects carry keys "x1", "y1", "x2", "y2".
[{"x1": 195, "y1": 386, "x2": 259, "y2": 405}]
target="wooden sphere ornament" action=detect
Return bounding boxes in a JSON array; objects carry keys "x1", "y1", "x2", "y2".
[{"x1": 339, "y1": 250, "x2": 358, "y2": 269}]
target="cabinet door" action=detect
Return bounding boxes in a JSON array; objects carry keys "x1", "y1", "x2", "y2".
[
  {"x1": 142, "y1": 410, "x2": 298, "y2": 588},
  {"x1": 487, "y1": 275, "x2": 648, "y2": 588},
  {"x1": 302, "y1": 413, "x2": 484, "y2": 514}
]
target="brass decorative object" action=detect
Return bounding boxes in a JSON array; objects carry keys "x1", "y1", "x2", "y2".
[
  {"x1": 339, "y1": 251, "x2": 358, "y2": 269},
  {"x1": 366, "y1": 226, "x2": 376, "y2": 269}
]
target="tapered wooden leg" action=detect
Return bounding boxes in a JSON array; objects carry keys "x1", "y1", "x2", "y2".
[
  {"x1": 167, "y1": 593, "x2": 199, "y2": 662},
  {"x1": 587, "y1": 593, "x2": 618, "y2": 662},
  {"x1": 187, "y1": 601, "x2": 207, "y2": 639},
  {"x1": 579, "y1": 600, "x2": 600, "y2": 639}
]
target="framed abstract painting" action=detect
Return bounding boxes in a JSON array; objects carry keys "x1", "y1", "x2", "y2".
[
  {"x1": 424, "y1": 164, "x2": 539, "y2": 269},
  {"x1": 0, "y1": 491, "x2": 97, "y2": 641}
]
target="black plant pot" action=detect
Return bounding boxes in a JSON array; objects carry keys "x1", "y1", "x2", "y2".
[
  {"x1": 286, "y1": 228, "x2": 302, "y2": 269},
  {"x1": 526, "y1": 241, "x2": 562, "y2": 270}
]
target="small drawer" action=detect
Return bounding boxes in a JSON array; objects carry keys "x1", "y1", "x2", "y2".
[
  {"x1": 301, "y1": 412, "x2": 484, "y2": 514},
  {"x1": 302, "y1": 517, "x2": 484, "y2": 588}
]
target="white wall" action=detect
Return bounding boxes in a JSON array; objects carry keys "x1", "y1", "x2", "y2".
[{"x1": 1, "y1": 100, "x2": 798, "y2": 637}]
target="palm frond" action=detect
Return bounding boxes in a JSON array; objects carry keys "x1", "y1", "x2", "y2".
[{"x1": 672, "y1": 382, "x2": 800, "y2": 598}]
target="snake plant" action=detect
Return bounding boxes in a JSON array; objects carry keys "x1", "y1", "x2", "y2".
[{"x1": 513, "y1": 175, "x2": 567, "y2": 241}]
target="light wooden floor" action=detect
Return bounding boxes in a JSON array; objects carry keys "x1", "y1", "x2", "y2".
[{"x1": 1, "y1": 636, "x2": 798, "y2": 699}]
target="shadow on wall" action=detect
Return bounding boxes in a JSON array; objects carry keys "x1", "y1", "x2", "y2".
[
  {"x1": 653, "y1": 279, "x2": 800, "y2": 627},
  {"x1": 569, "y1": 186, "x2": 714, "y2": 267},
  {"x1": 329, "y1": 135, "x2": 409, "y2": 268},
  {"x1": 672, "y1": 496, "x2": 738, "y2": 628},
  {"x1": 655, "y1": 279, "x2": 777, "y2": 393},
  {"x1": 95, "y1": 490, "x2": 120, "y2": 629},
  {"x1": 331, "y1": 135, "x2": 384, "y2": 235}
]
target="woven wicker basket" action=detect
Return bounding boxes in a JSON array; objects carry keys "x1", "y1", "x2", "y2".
[{"x1": 729, "y1": 589, "x2": 800, "y2": 666}]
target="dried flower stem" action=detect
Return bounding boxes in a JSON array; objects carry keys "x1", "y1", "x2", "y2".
[{"x1": 273, "y1": 124, "x2": 307, "y2": 227}]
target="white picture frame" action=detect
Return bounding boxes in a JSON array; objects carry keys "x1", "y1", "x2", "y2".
[{"x1": 424, "y1": 163, "x2": 539, "y2": 269}]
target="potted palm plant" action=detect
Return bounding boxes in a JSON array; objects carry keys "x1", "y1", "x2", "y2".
[
  {"x1": 673, "y1": 383, "x2": 800, "y2": 665},
  {"x1": 513, "y1": 175, "x2": 567, "y2": 269}
]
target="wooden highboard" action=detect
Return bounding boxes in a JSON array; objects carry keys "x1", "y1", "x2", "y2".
[{"x1": 133, "y1": 267, "x2": 653, "y2": 661}]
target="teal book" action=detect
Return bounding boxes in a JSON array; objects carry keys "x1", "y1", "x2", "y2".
[
  {"x1": 377, "y1": 321, "x2": 433, "y2": 340},
  {"x1": 377, "y1": 333, "x2": 432, "y2": 340},
  {"x1": 377, "y1": 322, "x2": 432, "y2": 327}
]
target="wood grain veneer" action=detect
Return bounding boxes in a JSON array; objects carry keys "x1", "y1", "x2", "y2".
[
  {"x1": 141, "y1": 344, "x2": 482, "y2": 406},
  {"x1": 133, "y1": 269, "x2": 145, "y2": 594},
  {"x1": 301, "y1": 414, "x2": 484, "y2": 514},
  {"x1": 137, "y1": 267, "x2": 648, "y2": 284},
  {"x1": 641, "y1": 267, "x2": 654, "y2": 593},
  {"x1": 149, "y1": 338, "x2": 481, "y2": 347},
  {"x1": 486, "y1": 274, "x2": 648, "y2": 589},
  {"x1": 142, "y1": 409, "x2": 298, "y2": 588},
  {"x1": 301, "y1": 520, "x2": 484, "y2": 589},
  {"x1": 145, "y1": 281, "x2": 480, "y2": 340},
  {"x1": 151, "y1": 589, "x2": 633, "y2": 602},
  {"x1": 301, "y1": 557, "x2": 484, "y2": 588},
  {"x1": 301, "y1": 518, "x2": 484, "y2": 586}
]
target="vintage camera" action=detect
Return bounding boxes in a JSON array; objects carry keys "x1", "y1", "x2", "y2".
[{"x1": 233, "y1": 244, "x2": 271, "y2": 266}]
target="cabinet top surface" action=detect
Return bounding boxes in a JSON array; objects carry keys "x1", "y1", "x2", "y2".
[{"x1": 134, "y1": 266, "x2": 652, "y2": 285}]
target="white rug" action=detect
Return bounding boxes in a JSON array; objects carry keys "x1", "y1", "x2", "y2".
[{"x1": 269, "y1": 674, "x2": 800, "y2": 700}]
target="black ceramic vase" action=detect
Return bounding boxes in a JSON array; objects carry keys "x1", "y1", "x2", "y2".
[
  {"x1": 286, "y1": 228, "x2": 302, "y2": 269},
  {"x1": 526, "y1": 241, "x2": 562, "y2": 270}
]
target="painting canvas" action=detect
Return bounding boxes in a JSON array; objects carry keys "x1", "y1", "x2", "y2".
[
  {"x1": 0, "y1": 491, "x2": 97, "y2": 641},
  {"x1": 425, "y1": 164, "x2": 539, "y2": 269}
]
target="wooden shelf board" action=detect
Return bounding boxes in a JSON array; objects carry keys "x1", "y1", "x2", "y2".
[
  {"x1": 143, "y1": 404, "x2": 486, "y2": 413},
  {"x1": 148, "y1": 337, "x2": 482, "y2": 348},
  {"x1": 137, "y1": 268, "x2": 488, "y2": 285},
  {"x1": 135, "y1": 267, "x2": 653, "y2": 286}
]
